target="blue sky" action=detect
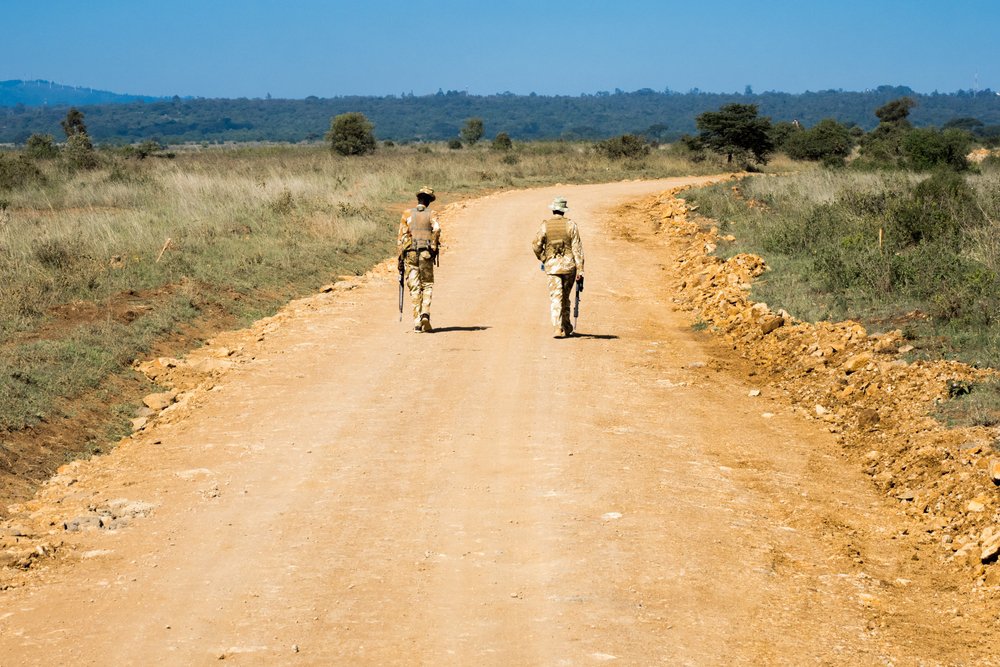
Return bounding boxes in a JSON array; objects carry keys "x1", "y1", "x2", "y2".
[{"x1": 3, "y1": 0, "x2": 998, "y2": 98}]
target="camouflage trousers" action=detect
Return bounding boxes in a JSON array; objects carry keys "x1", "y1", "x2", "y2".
[
  {"x1": 404, "y1": 249, "x2": 435, "y2": 326},
  {"x1": 547, "y1": 272, "x2": 576, "y2": 332}
]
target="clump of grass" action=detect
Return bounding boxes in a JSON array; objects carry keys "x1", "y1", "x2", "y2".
[{"x1": 934, "y1": 379, "x2": 1000, "y2": 428}]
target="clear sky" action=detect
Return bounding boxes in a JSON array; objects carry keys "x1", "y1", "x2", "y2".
[{"x1": 3, "y1": 0, "x2": 998, "y2": 98}]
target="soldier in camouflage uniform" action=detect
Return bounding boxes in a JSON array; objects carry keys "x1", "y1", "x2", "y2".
[
  {"x1": 398, "y1": 186, "x2": 442, "y2": 332},
  {"x1": 532, "y1": 196, "x2": 585, "y2": 338}
]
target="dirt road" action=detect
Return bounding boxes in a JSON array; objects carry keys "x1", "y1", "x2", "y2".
[{"x1": 1, "y1": 178, "x2": 995, "y2": 665}]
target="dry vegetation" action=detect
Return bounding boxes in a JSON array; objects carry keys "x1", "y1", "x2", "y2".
[{"x1": 683, "y1": 165, "x2": 1000, "y2": 367}]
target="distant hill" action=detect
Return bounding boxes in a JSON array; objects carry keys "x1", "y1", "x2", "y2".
[
  {"x1": 0, "y1": 80, "x2": 162, "y2": 107},
  {"x1": 2, "y1": 83, "x2": 999, "y2": 145}
]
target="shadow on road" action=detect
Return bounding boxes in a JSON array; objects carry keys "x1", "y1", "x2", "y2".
[
  {"x1": 568, "y1": 332, "x2": 619, "y2": 340},
  {"x1": 428, "y1": 326, "x2": 491, "y2": 334}
]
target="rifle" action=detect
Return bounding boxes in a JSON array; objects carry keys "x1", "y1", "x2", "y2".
[
  {"x1": 573, "y1": 276, "x2": 584, "y2": 330},
  {"x1": 397, "y1": 255, "x2": 404, "y2": 322}
]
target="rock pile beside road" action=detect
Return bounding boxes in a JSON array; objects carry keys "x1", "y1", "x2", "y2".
[{"x1": 621, "y1": 187, "x2": 1000, "y2": 584}]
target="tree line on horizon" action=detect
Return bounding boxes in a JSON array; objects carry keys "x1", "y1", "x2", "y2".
[{"x1": 2, "y1": 85, "x2": 1000, "y2": 146}]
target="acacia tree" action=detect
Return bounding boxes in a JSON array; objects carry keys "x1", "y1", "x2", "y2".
[
  {"x1": 860, "y1": 97, "x2": 917, "y2": 165},
  {"x1": 60, "y1": 107, "x2": 88, "y2": 138},
  {"x1": 460, "y1": 117, "x2": 484, "y2": 145},
  {"x1": 875, "y1": 97, "x2": 915, "y2": 125},
  {"x1": 783, "y1": 118, "x2": 854, "y2": 165},
  {"x1": 695, "y1": 103, "x2": 774, "y2": 167},
  {"x1": 59, "y1": 108, "x2": 97, "y2": 169},
  {"x1": 326, "y1": 112, "x2": 376, "y2": 156}
]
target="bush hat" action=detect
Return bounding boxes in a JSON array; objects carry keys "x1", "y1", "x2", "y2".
[
  {"x1": 549, "y1": 197, "x2": 569, "y2": 213},
  {"x1": 417, "y1": 186, "x2": 436, "y2": 201}
]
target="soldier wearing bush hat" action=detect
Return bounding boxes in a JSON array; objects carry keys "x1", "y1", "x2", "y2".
[
  {"x1": 398, "y1": 186, "x2": 442, "y2": 332},
  {"x1": 532, "y1": 196, "x2": 585, "y2": 337}
]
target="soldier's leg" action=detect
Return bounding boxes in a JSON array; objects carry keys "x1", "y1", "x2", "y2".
[
  {"x1": 418, "y1": 252, "x2": 435, "y2": 322},
  {"x1": 421, "y1": 285, "x2": 433, "y2": 317},
  {"x1": 559, "y1": 273, "x2": 575, "y2": 333},
  {"x1": 547, "y1": 274, "x2": 565, "y2": 334},
  {"x1": 405, "y1": 261, "x2": 422, "y2": 328}
]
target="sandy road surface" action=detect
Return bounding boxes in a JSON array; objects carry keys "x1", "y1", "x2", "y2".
[{"x1": 1, "y1": 177, "x2": 995, "y2": 665}]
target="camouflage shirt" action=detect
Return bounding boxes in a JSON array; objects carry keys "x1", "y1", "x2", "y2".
[
  {"x1": 397, "y1": 205, "x2": 441, "y2": 254},
  {"x1": 532, "y1": 216, "x2": 584, "y2": 276}
]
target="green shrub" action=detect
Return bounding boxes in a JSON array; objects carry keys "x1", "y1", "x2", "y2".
[
  {"x1": 64, "y1": 133, "x2": 99, "y2": 170},
  {"x1": 460, "y1": 118, "x2": 484, "y2": 145},
  {"x1": 0, "y1": 153, "x2": 46, "y2": 190},
  {"x1": 784, "y1": 119, "x2": 853, "y2": 164},
  {"x1": 595, "y1": 134, "x2": 650, "y2": 160},
  {"x1": 325, "y1": 112, "x2": 376, "y2": 156},
  {"x1": 887, "y1": 170, "x2": 982, "y2": 247},
  {"x1": 694, "y1": 103, "x2": 774, "y2": 167},
  {"x1": 769, "y1": 121, "x2": 802, "y2": 152},
  {"x1": 24, "y1": 133, "x2": 59, "y2": 159},
  {"x1": 491, "y1": 132, "x2": 513, "y2": 151},
  {"x1": 447, "y1": 138, "x2": 463, "y2": 150},
  {"x1": 901, "y1": 128, "x2": 972, "y2": 171},
  {"x1": 981, "y1": 154, "x2": 1000, "y2": 172}
]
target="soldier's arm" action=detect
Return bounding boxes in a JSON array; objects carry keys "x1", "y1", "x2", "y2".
[
  {"x1": 531, "y1": 222, "x2": 546, "y2": 260},
  {"x1": 431, "y1": 218, "x2": 442, "y2": 248},
  {"x1": 572, "y1": 224, "x2": 585, "y2": 276},
  {"x1": 396, "y1": 211, "x2": 411, "y2": 254}
]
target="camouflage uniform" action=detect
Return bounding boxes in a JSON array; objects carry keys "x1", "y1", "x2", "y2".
[
  {"x1": 532, "y1": 198, "x2": 584, "y2": 337},
  {"x1": 398, "y1": 192, "x2": 442, "y2": 332}
]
